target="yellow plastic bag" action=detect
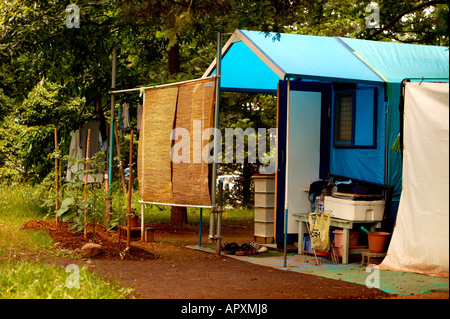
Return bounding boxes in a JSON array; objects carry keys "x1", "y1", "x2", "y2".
[{"x1": 309, "y1": 213, "x2": 331, "y2": 252}]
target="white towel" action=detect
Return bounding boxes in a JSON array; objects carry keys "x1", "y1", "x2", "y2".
[{"x1": 122, "y1": 102, "x2": 130, "y2": 130}]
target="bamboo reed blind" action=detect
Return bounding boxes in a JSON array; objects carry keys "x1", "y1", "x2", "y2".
[{"x1": 138, "y1": 78, "x2": 216, "y2": 207}]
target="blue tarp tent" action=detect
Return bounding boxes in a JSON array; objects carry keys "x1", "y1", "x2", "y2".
[{"x1": 203, "y1": 29, "x2": 449, "y2": 244}]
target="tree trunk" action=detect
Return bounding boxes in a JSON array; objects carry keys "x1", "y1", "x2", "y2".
[
  {"x1": 168, "y1": 38, "x2": 184, "y2": 224},
  {"x1": 170, "y1": 206, "x2": 188, "y2": 225},
  {"x1": 168, "y1": 41, "x2": 180, "y2": 75}
]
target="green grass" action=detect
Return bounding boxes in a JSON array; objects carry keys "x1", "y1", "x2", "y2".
[
  {"x1": 0, "y1": 182, "x2": 134, "y2": 299},
  {"x1": 0, "y1": 183, "x2": 53, "y2": 255},
  {"x1": 142, "y1": 205, "x2": 254, "y2": 227},
  {"x1": 0, "y1": 260, "x2": 133, "y2": 299},
  {"x1": 0, "y1": 182, "x2": 46, "y2": 222}
]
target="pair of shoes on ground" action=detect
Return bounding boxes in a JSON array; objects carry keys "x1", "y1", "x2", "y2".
[
  {"x1": 222, "y1": 242, "x2": 256, "y2": 255},
  {"x1": 235, "y1": 243, "x2": 258, "y2": 256},
  {"x1": 249, "y1": 241, "x2": 269, "y2": 253},
  {"x1": 222, "y1": 242, "x2": 268, "y2": 255},
  {"x1": 252, "y1": 241, "x2": 269, "y2": 253},
  {"x1": 223, "y1": 242, "x2": 239, "y2": 255}
]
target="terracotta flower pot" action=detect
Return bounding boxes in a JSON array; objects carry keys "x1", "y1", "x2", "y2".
[
  {"x1": 367, "y1": 232, "x2": 390, "y2": 253},
  {"x1": 333, "y1": 230, "x2": 359, "y2": 247}
]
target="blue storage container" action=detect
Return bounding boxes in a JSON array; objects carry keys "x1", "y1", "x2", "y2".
[{"x1": 303, "y1": 231, "x2": 334, "y2": 254}]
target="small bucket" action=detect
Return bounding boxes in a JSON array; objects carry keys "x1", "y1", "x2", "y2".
[
  {"x1": 333, "y1": 230, "x2": 359, "y2": 247},
  {"x1": 367, "y1": 232, "x2": 390, "y2": 253}
]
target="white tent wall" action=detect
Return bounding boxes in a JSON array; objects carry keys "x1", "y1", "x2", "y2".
[{"x1": 380, "y1": 82, "x2": 449, "y2": 278}]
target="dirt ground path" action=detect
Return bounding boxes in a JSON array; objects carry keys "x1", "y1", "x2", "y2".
[
  {"x1": 26, "y1": 220, "x2": 448, "y2": 300},
  {"x1": 87, "y1": 254, "x2": 390, "y2": 299}
]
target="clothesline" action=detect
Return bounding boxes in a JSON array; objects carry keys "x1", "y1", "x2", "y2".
[{"x1": 108, "y1": 75, "x2": 218, "y2": 95}]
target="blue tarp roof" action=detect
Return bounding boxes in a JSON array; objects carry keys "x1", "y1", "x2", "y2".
[
  {"x1": 339, "y1": 37, "x2": 449, "y2": 83},
  {"x1": 204, "y1": 30, "x2": 449, "y2": 92}
]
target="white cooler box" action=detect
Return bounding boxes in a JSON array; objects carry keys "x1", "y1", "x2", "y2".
[{"x1": 324, "y1": 196, "x2": 385, "y2": 221}]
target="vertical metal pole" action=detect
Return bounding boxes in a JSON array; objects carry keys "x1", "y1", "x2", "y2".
[
  {"x1": 109, "y1": 48, "x2": 117, "y2": 198},
  {"x1": 198, "y1": 208, "x2": 203, "y2": 247},
  {"x1": 283, "y1": 208, "x2": 288, "y2": 267},
  {"x1": 283, "y1": 79, "x2": 291, "y2": 268},
  {"x1": 215, "y1": 179, "x2": 224, "y2": 256},
  {"x1": 209, "y1": 32, "x2": 222, "y2": 242}
]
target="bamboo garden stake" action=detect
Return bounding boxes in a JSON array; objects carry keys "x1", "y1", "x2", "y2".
[
  {"x1": 104, "y1": 172, "x2": 110, "y2": 223},
  {"x1": 84, "y1": 129, "x2": 91, "y2": 239},
  {"x1": 54, "y1": 128, "x2": 60, "y2": 225}
]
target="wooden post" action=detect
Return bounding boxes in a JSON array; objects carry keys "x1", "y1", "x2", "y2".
[
  {"x1": 54, "y1": 128, "x2": 60, "y2": 225},
  {"x1": 84, "y1": 129, "x2": 91, "y2": 239},
  {"x1": 141, "y1": 202, "x2": 145, "y2": 242},
  {"x1": 104, "y1": 172, "x2": 110, "y2": 223},
  {"x1": 126, "y1": 130, "x2": 134, "y2": 249}
]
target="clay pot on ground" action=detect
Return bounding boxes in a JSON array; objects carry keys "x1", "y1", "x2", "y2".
[{"x1": 368, "y1": 232, "x2": 390, "y2": 253}]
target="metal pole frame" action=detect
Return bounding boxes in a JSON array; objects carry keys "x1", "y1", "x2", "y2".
[
  {"x1": 109, "y1": 76, "x2": 216, "y2": 94},
  {"x1": 198, "y1": 208, "x2": 203, "y2": 247},
  {"x1": 283, "y1": 79, "x2": 291, "y2": 268},
  {"x1": 209, "y1": 32, "x2": 222, "y2": 244}
]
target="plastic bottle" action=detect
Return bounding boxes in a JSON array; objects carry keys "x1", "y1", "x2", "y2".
[
  {"x1": 318, "y1": 192, "x2": 325, "y2": 214},
  {"x1": 314, "y1": 197, "x2": 320, "y2": 213}
]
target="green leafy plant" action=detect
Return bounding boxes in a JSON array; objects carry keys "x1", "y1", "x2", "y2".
[{"x1": 56, "y1": 152, "x2": 117, "y2": 242}]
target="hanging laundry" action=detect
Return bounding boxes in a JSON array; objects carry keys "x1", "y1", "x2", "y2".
[
  {"x1": 122, "y1": 102, "x2": 130, "y2": 131},
  {"x1": 123, "y1": 102, "x2": 130, "y2": 130},
  {"x1": 137, "y1": 103, "x2": 143, "y2": 133},
  {"x1": 98, "y1": 113, "x2": 109, "y2": 153},
  {"x1": 66, "y1": 121, "x2": 107, "y2": 183},
  {"x1": 118, "y1": 104, "x2": 124, "y2": 134}
]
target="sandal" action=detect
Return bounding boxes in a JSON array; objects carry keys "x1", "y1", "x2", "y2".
[
  {"x1": 223, "y1": 242, "x2": 239, "y2": 255},
  {"x1": 236, "y1": 243, "x2": 258, "y2": 256},
  {"x1": 257, "y1": 246, "x2": 268, "y2": 253}
]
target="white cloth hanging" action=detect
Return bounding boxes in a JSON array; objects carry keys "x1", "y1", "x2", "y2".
[
  {"x1": 66, "y1": 121, "x2": 106, "y2": 183},
  {"x1": 137, "y1": 103, "x2": 143, "y2": 132},
  {"x1": 122, "y1": 102, "x2": 130, "y2": 130}
]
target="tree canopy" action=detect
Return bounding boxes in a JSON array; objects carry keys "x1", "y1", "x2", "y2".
[
  {"x1": 1, "y1": 1, "x2": 447, "y2": 102},
  {"x1": 0, "y1": 0, "x2": 448, "y2": 186}
]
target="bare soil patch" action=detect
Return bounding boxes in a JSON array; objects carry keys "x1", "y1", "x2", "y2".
[
  {"x1": 21, "y1": 220, "x2": 448, "y2": 300},
  {"x1": 22, "y1": 220, "x2": 156, "y2": 261}
]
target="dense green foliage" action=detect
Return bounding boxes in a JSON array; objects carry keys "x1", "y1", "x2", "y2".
[
  {"x1": 0, "y1": 0, "x2": 448, "y2": 197},
  {"x1": 0, "y1": 2, "x2": 446, "y2": 298}
]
